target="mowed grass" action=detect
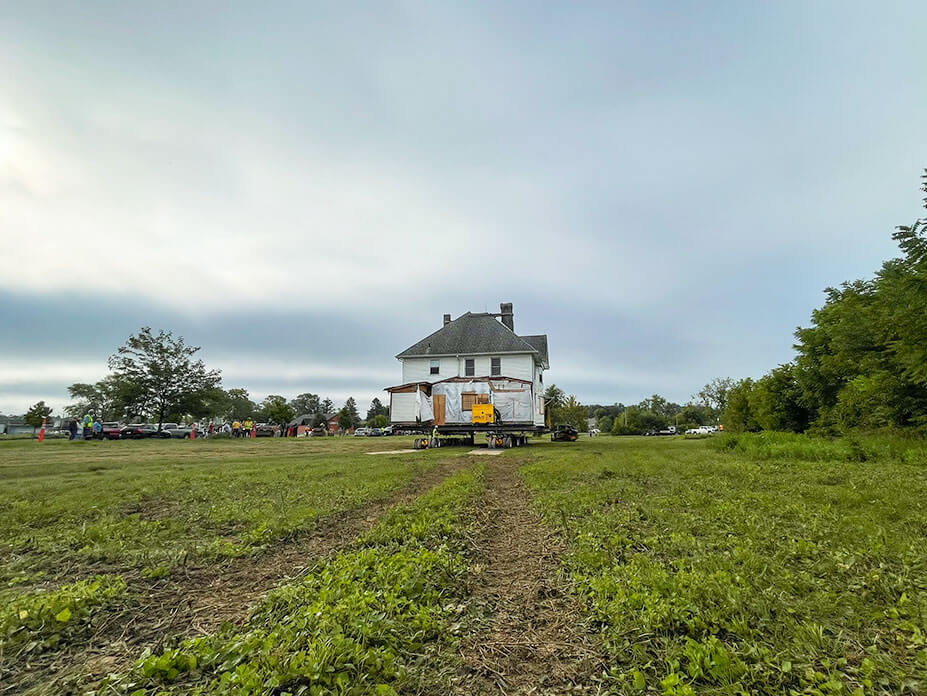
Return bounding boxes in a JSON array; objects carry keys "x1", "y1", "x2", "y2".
[
  {"x1": 522, "y1": 435, "x2": 927, "y2": 695},
  {"x1": 0, "y1": 436, "x2": 438, "y2": 659}
]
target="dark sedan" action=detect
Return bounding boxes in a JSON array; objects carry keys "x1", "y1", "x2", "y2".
[{"x1": 119, "y1": 424, "x2": 172, "y2": 439}]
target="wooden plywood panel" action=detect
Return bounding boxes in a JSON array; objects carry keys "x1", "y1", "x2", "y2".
[{"x1": 433, "y1": 394, "x2": 446, "y2": 425}]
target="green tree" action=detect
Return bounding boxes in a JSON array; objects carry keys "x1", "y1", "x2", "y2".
[
  {"x1": 543, "y1": 385, "x2": 566, "y2": 410},
  {"x1": 553, "y1": 395, "x2": 587, "y2": 431},
  {"x1": 751, "y1": 364, "x2": 811, "y2": 433},
  {"x1": 678, "y1": 403, "x2": 711, "y2": 428},
  {"x1": 366, "y1": 397, "x2": 389, "y2": 423},
  {"x1": 695, "y1": 378, "x2": 735, "y2": 417},
  {"x1": 107, "y1": 328, "x2": 222, "y2": 431},
  {"x1": 24, "y1": 401, "x2": 53, "y2": 435},
  {"x1": 342, "y1": 397, "x2": 360, "y2": 428},
  {"x1": 372, "y1": 414, "x2": 389, "y2": 428},
  {"x1": 289, "y1": 393, "x2": 320, "y2": 417},
  {"x1": 724, "y1": 379, "x2": 759, "y2": 433},
  {"x1": 258, "y1": 395, "x2": 295, "y2": 427},
  {"x1": 320, "y1": 398, "x2": 334, "y2": 416},
  {"x1": 337, "y1": 408, "x2": 353, "y2": 433},
  {"x1": 224, "y1": 388, "x2": 257, "y2": 421}
]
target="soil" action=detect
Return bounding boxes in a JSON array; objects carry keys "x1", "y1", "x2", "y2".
[
  {"x1": 8, "y1": 456, "x2": 471, "y2": 696},
  {"x1": 448, "y1": 456, "x2": 603, "y2": 695}
]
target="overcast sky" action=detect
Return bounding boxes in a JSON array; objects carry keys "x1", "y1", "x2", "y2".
[{"x1": 2, "y1": 1, "x2": 926, "y2": 416}]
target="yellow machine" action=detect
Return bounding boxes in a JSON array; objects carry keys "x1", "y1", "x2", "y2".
[{"x1": 472, "y1": 403, "x2": 495, "y2": 424}]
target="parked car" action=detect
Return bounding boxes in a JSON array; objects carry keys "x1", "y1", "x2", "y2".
[
  {"x1": 100, "y1": 422, "x2": 123, "y2": 440},
  {"x1": 166, "y1": 424, "x2": 196, "y2": 439},
  {"x1": 367, "y1": 428, "x2": 383, "y2": 437},
  {"x1": 249, "y1": 423, "x2": 271, "y2": 437},
  {"x1": 353, "y1": 427, "x2": 369, "y2": 437},
  {"x1": 120, "y1": 424, "x2": 172, "y2": 439},
  {"x1": 381, "y1": 425, "x2": 395, "y2": 436}
]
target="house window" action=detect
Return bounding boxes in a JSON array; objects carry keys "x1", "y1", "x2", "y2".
[
  {"x1": 539, "y1": 371, "x2": 543, "y2": 384},
  {"x1": 430, "y1": 359, "x2": 440, "y2": 375},
  {"x1": 491, "y1": 357, "x2": 501, "y2": 376},
  {"x1": 465, "y1": 359, "x2": 474, "y2": 376}
]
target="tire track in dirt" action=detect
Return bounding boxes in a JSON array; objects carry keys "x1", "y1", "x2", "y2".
[
  {"x1": 11, "y1": 455, "x2": 472, "y2": 696},
  {"x1": 450, "y1": 455, "x2": 603, "y2": 696}
]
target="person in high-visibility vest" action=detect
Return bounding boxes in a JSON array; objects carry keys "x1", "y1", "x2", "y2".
[{"x1": 82, "y1": 413, "x2": 94, "y2": 440}]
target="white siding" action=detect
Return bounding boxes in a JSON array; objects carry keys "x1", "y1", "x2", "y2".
[
  {"x1": 533, "y1": 364, "x2": 546, "y2": 426},
  {"x1": 499, "y1": 354, "x2": 534, "y2": 381},
  {"x1": 401, "y1": 353, "x2": 535, "y2": 382},
  {"x1": 401, "y1": 357, "x2": 457, "y2": 383}
]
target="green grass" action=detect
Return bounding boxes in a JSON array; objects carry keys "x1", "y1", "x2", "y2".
[
  {"x1": 707, "y1": 430, "x2": 927, "y2": 464},
  {"x1": 5, "y1": 433, "x2": 926, "y2": 695},
  {"x1": 110, "y1": 463, "x2": 485, "y2": 695},
  {"x1": 0, "y1": 437, "x2": 441, "y2": 661},
  {"x1": 521, "y1": 436, "x2": 927, "y2": 695}
]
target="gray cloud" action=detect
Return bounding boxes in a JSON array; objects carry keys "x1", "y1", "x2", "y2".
[{"x1": 1, "y1": 1, "x2": 926, "y2": 414}]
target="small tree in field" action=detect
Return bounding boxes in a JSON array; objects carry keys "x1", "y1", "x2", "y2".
[
  {"x1": 25, "y1": 401, "x2": 53, "y2": 435},
  {"x1": 108, "y1": 328, "x2": 222, "y2": 431}
]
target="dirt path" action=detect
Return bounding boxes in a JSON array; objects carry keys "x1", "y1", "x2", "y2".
[
  {"x1": 450, "y1": 456, "x2": 602, "y2": 695},
  {"x1": 11, "y1": 456, "x2": 470, "y2": 696}
]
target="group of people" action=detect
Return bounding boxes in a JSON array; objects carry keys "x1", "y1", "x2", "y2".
[
  {"x1": 67, "y1": 413, "x2": 100, "y2": 440},
  {"x1": 231, "y1": 419, "x2": 256, "y2": 438}
]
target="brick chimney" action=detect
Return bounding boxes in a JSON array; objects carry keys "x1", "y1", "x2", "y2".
[
  {"x1": 500, "y1": 302, "x2": 514, "y2": 332},
  {"x1": 443, "y1": 313, "x2": 451, "y2": 326}
]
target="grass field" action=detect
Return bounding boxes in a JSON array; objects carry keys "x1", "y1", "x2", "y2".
[{"x1": 1, "y1": 434, "x2": 925, "y2": 694}]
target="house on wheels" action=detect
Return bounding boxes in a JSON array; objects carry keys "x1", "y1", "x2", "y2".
[{"x1": 385, "y1": 302, "x2": 548, "y2": 447}]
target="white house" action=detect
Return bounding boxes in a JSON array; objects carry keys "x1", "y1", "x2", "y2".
[{"x1": 386, "y1": 303, "x2": 549, "y2": 428}]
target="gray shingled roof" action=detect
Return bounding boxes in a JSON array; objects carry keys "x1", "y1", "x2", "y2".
[
  {"x1": 396, "y1": 312, "x2": 546, "y2": 360},
  {"x1": 520, "y1": 334, "x2": 549, "y2": 369}
]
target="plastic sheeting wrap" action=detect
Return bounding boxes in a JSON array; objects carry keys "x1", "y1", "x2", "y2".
[
  {"x1": 493, "y1": 391, "x2": 533, "y2": 423},
  {"x1": 431, "y1": 380, "x2": 533, "y2": 425},
  {"x1": 432, "y1": 381, "x2": 490, "y2": 424},
  {"x1": 420, "y1": 394, "x2": 434, "y2": 421}
]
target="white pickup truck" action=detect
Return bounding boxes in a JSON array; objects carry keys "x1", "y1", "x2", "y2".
[{"x1": 685, "y1": 425, "x2": 716, "y2": 435}]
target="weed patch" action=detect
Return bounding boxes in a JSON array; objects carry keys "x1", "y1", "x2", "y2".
[
  {"x1": 1, "y1": 574, "x2": 126, "y2": 656},
  {"x1": 522, "y1": 437, "x2": 927, "y2": 694}
]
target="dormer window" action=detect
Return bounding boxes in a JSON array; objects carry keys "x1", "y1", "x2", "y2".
[
  {"x1": 430, "y1": 359, "x2": 440, "y2": 375},
  {"x1": 491, "y1": 357, "x2": 501, "y2": 376}
]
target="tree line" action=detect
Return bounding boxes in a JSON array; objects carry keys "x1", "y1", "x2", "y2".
[
  {"x1": 60, "y1": 327, "x2": 388, "y2": 431},
  {"x1": 543, "y1": 379, "x2": 730, "y2": 435},
  {"x1": 723, "y1": 170, "x2": 927, "y2": 434}
]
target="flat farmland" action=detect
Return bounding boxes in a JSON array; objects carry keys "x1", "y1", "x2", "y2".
[{"x1": 1, "y1": 435, "x2": 925, "y2": 695}]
